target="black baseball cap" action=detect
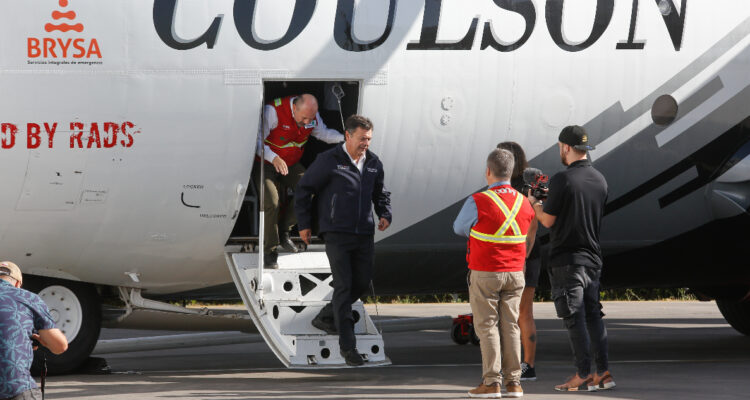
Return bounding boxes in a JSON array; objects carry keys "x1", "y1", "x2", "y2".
[{"x1": 559, "y1": 125, "x2": 595, "y2": 151}]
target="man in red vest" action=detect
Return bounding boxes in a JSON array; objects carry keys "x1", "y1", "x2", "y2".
[
  {"x1": 254, "y1": 94, "x2": 343, "y2": 268},
  {"x1": 454, "y1": 148, "x2": 538, "y2": 399}
]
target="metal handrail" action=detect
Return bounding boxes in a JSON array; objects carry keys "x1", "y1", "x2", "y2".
[{"x1": 257, "y1": 95, "x2": 266, "y2": 305}]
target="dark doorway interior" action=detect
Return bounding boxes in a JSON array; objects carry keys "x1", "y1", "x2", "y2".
[{"x1": 228, "y1": 81, "x2": 361, "y2": 241}]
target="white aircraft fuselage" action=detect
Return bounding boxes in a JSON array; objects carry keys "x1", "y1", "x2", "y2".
[{"x1": 1, "y1": 0, "x2": 749, "y2": 296}]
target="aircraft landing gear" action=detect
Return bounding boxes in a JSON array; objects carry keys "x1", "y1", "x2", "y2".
[
  {"x1": 451, "y1": 314, "x2": 479, "y2": 345},
  {"x1": 24, "y1": 276, "x2": 102, "y2": 375}
]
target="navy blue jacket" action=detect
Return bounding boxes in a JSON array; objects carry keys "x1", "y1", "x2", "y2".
[{"x1": 295, "y1": 145, "x2": 392, "y2": 235}]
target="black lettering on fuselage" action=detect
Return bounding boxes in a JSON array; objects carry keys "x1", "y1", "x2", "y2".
[
  {"x1": 334, "y1": 0, "x2": 397, "y2": 52},
  {"x1": 617, "y1": 0, "x2": 647, "y2": 49},
  {"x1": 656, "y1": 0, "x2": 688, "y2": 51},
  {"x1": 233, "y1": 0, "x2": 316, "y2": 51},
  {"x1": 617, "y1": 0, "x2": 688, "y2": 50},
  {"x1": 406, "y1": 0, "x2": 479, "y2": 50},
  {"x1": 150, "y1": 0, "x2": 688, "y2": 53},
  {"x1": 153, "y1": 0, "x2": 223, "y2": 50},
  {"x1": 480, "y1": 0, "x2": 536, "y2": 52},
  {"x1": 545, "y1": 0, "x2": 615, "y2": 52}
]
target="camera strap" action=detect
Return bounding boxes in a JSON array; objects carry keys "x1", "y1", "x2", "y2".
[{"x1": 40, "y1": 351, "x2": 46, "y2": 400}]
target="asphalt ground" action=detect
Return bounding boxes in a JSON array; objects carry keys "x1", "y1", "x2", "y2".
[{"x1": 42, "y1": 301, "x2": 749, "y2": 399}]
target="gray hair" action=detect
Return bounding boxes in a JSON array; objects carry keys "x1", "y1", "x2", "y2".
[{"x1": 487, "y1": 148, "x2": 515, "y2": 180}]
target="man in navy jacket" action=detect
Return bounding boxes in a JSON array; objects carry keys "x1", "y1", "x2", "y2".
[{"x1": 295, "y1": 115, "x2": 392, "y2": 366}]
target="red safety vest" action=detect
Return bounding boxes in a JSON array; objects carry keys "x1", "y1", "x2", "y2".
[
  {"x1": 467, "y1": 185, "x2": 535, "y2": 272},
  {"x1": 264, "y1": 96, "x2": 313, "y2": 167}
]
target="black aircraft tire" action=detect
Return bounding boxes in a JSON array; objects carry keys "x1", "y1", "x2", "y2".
[
  {"x1": 25, "y1": 277, "x2": 102, "y2": 375},
  {"x1": 716, "y1": 298, "x2": 750, "y2": 336}
]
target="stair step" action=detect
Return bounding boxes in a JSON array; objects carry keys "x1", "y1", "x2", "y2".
[
  {"x1": 267, "y1": 302, "x2": 375, "y2": 336},
  {"x1": 225, "y1": 249, "x2": 390, "y2": 368},
  {"x1": 292, "y1": 336, "x2": 388, "y2": 367}
]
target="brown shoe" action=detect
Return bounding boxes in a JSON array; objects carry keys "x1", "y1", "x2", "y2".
[
  {"x1": 505, "y1": 382, "x2": 523, "y2": 398},
  {"x1": 468, "y1": 382, "x2": 502, "y2": 398},
  {"x1": 588, "y1": 371, "x2": 616, "y2": 391},
  {"x1": 554, "y1": 373, "x2": 593, "y2": 391}
]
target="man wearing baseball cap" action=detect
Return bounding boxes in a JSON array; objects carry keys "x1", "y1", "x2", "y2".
[
  {"x1": 1, "y1": 262, "x2": 68, "y2": 400},
  {"x1": 528, "y1": 126, "x2": 615, "y2": 392}
]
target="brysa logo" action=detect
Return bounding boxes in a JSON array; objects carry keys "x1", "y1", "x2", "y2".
[{"x1": 28, "y1": 0, "x2": 102, "y2": 60}]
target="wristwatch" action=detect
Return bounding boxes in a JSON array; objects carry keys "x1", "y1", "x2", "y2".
[{"x1": 533, "y1": 200, "x2": 544, "y2": 207}]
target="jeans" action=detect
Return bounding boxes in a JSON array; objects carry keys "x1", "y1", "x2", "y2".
[{"x1": 549, "y1": 264, "x2": 609, "y2": 377}]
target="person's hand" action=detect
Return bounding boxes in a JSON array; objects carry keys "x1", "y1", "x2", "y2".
[
  {"x1": 299, "y1": 229, "x2": 312, "y2": 245},
  {"x1": 31, "y1": 333, "x2": 40, "y2": 351},
  {"x1": 272, "y1": 156, "x2": 288, "y2": 175},
  {"x1": 527, "y1": 188, "x2": 538, "y2": 205},
  {"x1": 378, "y1": 218, "x2": 390, "y2": 231}
]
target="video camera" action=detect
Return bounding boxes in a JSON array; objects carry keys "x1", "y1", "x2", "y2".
[{"x1": 522, "y1": 168, "x2": 549, "y2": 200}]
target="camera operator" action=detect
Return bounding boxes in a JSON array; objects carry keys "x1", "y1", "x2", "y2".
[
  {"x1": 497, "y1": 141, "x2": 541, "y2": 382},
  {"x1": 1, "y1": 262, "x2": 68, "y2": 400},
  {"x1": 528, "y1": 126, "x2": 615, "y2": 392}
]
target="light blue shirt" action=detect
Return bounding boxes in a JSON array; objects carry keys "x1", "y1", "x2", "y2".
[
  {"x1": 453, "y1": 181, "x2": 510, "y2": 238},
  {"x1": 0, "y1": 279, "x2": 56, "y2": 398}
]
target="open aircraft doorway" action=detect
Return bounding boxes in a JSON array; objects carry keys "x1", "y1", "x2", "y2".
[
  {"x1": 222, "y1": 80, "x2": 390, "y2": 367},
  {"x1": 228, "y1": 80, "x2": 361, "y2": 245}
]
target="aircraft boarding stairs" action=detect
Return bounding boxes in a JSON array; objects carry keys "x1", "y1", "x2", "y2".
[{"x1": 225, "y1": 238, "x2": 390, "y2": 368}]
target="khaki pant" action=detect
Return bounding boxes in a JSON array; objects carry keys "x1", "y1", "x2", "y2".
[
  {"x1": 252, "y1": 161, "x2": 305, "y2": 254},
  {"x1": 469, "y1": 269, "x2": 525, "y2": 386}
]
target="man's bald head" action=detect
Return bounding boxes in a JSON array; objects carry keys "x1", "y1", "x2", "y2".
[{"x1": 292, "y1": 94, "x2": 319, "y2": 127}]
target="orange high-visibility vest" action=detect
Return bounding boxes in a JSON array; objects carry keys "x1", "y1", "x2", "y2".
[
  {"x1": 467, "y1": 185, "x2": 535, "y2": 272},
  {"x1": 264, "y1": 96, "x2": 313, "y2": 166}
]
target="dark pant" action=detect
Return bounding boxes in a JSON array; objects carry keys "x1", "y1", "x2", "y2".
[
  {"x1": 549, "y1": 264, "x2": 609, "y2": 377},
  {"x1": 251, "y1": 160, "x2": 305, "y2": 253},
  {"x1": 320, "y1": 232, "x2": 375, "y2": 351}
]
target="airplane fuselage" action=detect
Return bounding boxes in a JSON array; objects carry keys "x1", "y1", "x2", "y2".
[{"x1": 1, "y1": 0, "x2": 748, "y2": 297}]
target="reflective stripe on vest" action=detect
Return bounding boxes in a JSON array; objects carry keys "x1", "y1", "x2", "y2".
[
  {"x1": 470, "y1": 190, "x2": 527, "y2": 244},
  {"x1": 264, "y1": 138, "x2": 308, "y2": 149}
]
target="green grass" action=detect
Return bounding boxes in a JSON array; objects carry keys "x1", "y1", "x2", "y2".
[
  {"x1": 159, "y1": 289, "x2": 696, "y2": 307},
  {"x1": 363, "y1": 288, "x2": 696, "y2": 304}
]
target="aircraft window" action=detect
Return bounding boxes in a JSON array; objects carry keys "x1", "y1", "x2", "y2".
[{"x1": 652, "y1": 95, "x2": 678, "y2": 126}]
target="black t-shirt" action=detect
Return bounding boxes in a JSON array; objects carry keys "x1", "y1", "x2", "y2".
[{"x1": 543, "y1": 159, "x2": 608, "y2": 268}]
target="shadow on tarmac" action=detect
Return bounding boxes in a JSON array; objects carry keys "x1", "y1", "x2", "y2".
[{"x1": 46, "y1": 311, "x2": 750, "y2": 400}]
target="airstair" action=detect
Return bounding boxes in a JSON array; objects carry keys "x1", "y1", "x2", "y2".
[{"x1": 225, "y1": 241, "x2": 390, "y2": 368}]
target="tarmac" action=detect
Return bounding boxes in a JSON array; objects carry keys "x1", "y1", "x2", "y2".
[{"x1": 43, "y1": 301, "x2": 750, "y2": 399}]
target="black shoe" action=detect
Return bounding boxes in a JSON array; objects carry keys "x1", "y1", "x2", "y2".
[
  {"x1": 520, "y1": 362, "x2": 537, "y2": 381},
  {"x1": 311, "y1": 314, "x2": 337, "y2": 334},
  {"x1": 341, "y1": 348, "x2": 364, "y2": 366},
  {"x1": 264, "y1": 252, "x2": 279, "y2": 269},
  {"x1": 280, "y1": 232, "x2": 299, "y2": 253}
]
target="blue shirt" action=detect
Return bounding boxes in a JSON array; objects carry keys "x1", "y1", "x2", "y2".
[
  {"x1": 453, "y1": 181, "x2": 510, "y2": 238},
  {"x1": 0, "y1": 280, "x2": 56, "y2": 398}
]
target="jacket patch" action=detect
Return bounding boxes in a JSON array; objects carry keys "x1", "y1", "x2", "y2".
[
  {"x1": 367, "y1": 167, "x2": 378, "y2": 173},
  {"x1": 281, "y1": 125, "x2": 291, "y2": 130},
  {"x1": 337, "y1": 165, "x2": 350, "y2": 170},
  {"x1": 274, "y1": 98, "x2": 282, "y2": 107}
]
